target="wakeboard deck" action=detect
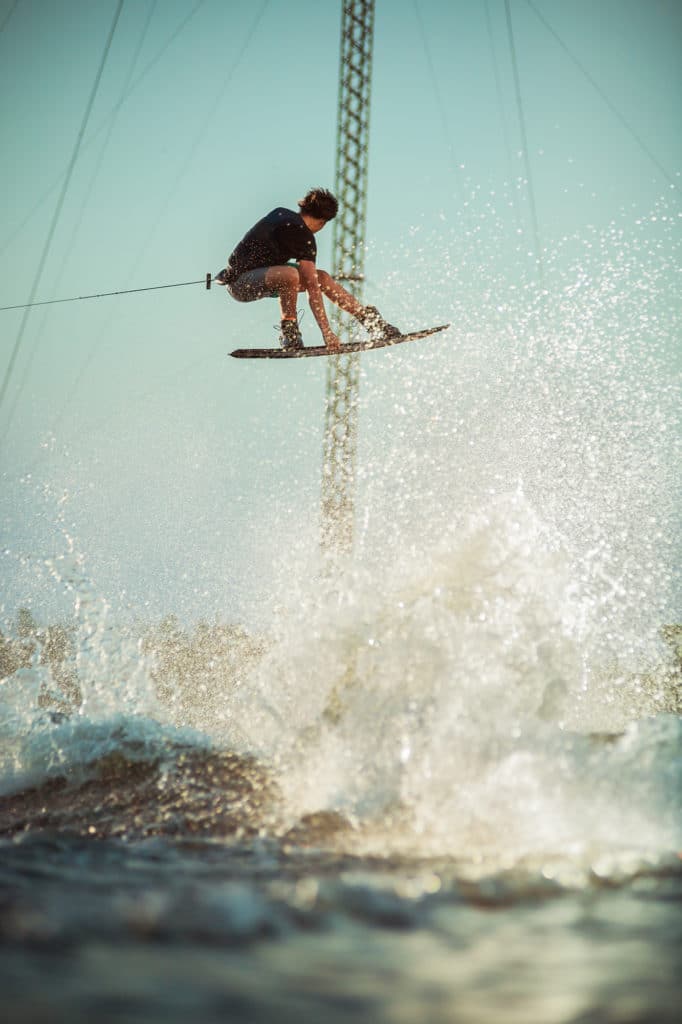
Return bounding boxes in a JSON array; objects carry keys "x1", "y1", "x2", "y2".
[{"x1": 229, "y1": 323, "x2": 450, "y2": 359}]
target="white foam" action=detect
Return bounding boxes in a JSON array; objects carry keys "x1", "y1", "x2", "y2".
[{"x1": 223, "y1": 490, "x2": 680, "y2": 857}]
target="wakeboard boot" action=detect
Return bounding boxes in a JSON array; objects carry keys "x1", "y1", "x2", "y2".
[
  {"x1": 357, "y1": 305, "x2": 401, "y2": 341},
  {"x1": 279, "y1": 317, "x2": 304, "y2": 350}
]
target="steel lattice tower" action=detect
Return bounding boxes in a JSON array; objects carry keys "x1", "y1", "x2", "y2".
[{"x1": 321, "y1": 0, "x2": 375, "y2": 555}]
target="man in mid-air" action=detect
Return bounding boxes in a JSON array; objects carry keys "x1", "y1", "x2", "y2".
[{"x1": 215, "y1": 187, "x2": 400, "y2": 351}]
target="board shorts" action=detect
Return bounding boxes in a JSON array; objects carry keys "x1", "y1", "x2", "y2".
[{"x1": 227, "y1": 267, "x2": 284, "y2": 303}]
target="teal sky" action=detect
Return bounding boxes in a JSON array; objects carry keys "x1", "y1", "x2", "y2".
[{"x1": 1, "y1": 0, "x2": 680, "y2": 624}]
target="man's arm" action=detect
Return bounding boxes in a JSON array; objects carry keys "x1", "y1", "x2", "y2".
[{"x1": 298, "y1": 261, "x2": 340, "y2": 350}]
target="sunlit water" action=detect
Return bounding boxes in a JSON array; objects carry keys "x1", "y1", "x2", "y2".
[{"x1": 1, "y1": 206, "x2": 681, "y2": 1022}]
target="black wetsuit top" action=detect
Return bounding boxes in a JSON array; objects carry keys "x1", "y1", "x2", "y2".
[{"x1": 225, "y1": 207, "x2": 317, "y2": 282}]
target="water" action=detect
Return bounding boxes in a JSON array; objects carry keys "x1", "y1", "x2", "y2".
[
  {"x1": 1, "y1": 833, "x2": 680, "y2": 1024},
  {"x1": 1, "y1": 208, "x2": 681, "y2": 1022}
]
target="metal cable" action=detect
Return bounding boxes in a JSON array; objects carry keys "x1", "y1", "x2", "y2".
[
  {"x1": 525, "y1": 0, "x2": 679, "y2": 195},
  {"x1": 0, "y1": 1, "x2": 125, "y2": 435},
  {"x1": 504, "y1": 0, "x2": 543, "y2": 279}
]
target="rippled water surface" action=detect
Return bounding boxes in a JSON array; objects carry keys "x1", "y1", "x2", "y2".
[{"x1": 1, "y1": 831, "x2": 681, "y2": 1024}]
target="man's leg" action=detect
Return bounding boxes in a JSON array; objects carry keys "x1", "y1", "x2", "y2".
[
  {"x1": 260, "y1": 265, "x2": 393, "y2": 326},
  {"x1": 242, "y1": 266, "x2": 399, "y2": 343},
  {"x1": 314, "y1": 270, "x2": 365, "y2": 317},
  {"x1": 257, "y1": 265, "x2": 305, "y2": 349},
  {"x1": 315, "y1": 269, "x2": 400, "y2": 339}
]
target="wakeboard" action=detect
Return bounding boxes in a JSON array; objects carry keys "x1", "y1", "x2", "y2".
[{"x1": 229, "y1": 323, "x2": 450, "y2": 359}]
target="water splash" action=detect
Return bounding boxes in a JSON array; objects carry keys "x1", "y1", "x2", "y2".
[{"x1": 225, "y1": 488, "x2": 680, "y2": 857}]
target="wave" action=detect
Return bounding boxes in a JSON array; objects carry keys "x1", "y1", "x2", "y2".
[{"x1": 1, "y1": 492, "x2": 680, "y2": 866}]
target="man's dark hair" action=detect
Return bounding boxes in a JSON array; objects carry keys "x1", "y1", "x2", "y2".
[{"x1": 298, "y1": 187, "x2": 338, "y2": 222}]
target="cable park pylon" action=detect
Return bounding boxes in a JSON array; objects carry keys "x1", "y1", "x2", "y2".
[{"x1": 321, "y1": 0, "x2": 375, "y2": 556}]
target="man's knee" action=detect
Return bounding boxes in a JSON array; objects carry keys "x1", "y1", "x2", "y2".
[
  {"x1": 283, "y1": 265, "x2": 301, "y2": 285},
  {"x1": 316, "y1": 269, "x2": 333, "y2": 290},
  {"x1": 268, "y1": 264, "x2": 300, "y2": 291}
]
